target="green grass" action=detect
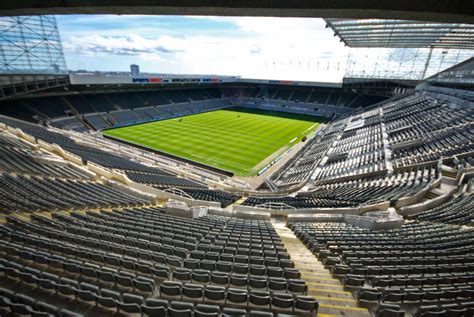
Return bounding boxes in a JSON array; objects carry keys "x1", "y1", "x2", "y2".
[{"x1": 102, "y1": 107, "x2": 322, "y2": 176}]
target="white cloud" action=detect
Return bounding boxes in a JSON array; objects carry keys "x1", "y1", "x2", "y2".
[
  {"x1": 60, "y1": 16, "x2": 350, "y2": 82},
  {"x1": 64, "y1": 34, "x2": 185, "y2": 56}
]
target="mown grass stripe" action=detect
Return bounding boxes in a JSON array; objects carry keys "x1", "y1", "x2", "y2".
[{"x1": 102, "y1": 107, "x2": 322, "y2": 176}]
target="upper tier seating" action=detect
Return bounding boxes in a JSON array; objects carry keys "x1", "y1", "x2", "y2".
[
  {"x1": 270, "y1": 132, "x2": 337, "y2": 187},
  {"x1": 263, "y1": 162, "x2": 439, "y2": 209},
  {"x1": 0, "y1": 100, "x2": 43, "y2": 122},
  {"x1": 242, "y1": 196, "x2": 355, "y2": 209},
  {"x1": 81, "y1": 94, "x2": 117, "y2": 112},
  {"x1": 384, "y1": 96, "x2": 474, "y2": 167},
  {"x1": 270, "y1": 94, "x2": 473, "y2": 190},
  {"x1": 49, "y1": 117, "x2": 87, "y2": 131},
  {"x1": 228, "y1": 87, "x2": 387, "y2": 108},
  {"x1": 299, "y1": 163, "x2": 439, "y2": 205},
  {"x1": 81, "y1": 98, "x2": 229, "y2": 129},
  {"x1": 450, "y1": 154, "x2": 474, "y2": 170},
  {"x1": 0, "y1": 89, "x2": 227, "y2": 131},
  {"x1": 311, "y1": 123, "x2": 386, "y2": 181},
  {"x1": 106, "y1": 110, "x2": 140, "y2": 126},
  {"x1": 84, "y1": 113, "x2": 110, "y2": 130},
  {"x1": 133, "y1": 106, "x2": 161, "y2": 120},
  {"x1": 21, "y1": 97, "x2": 72, "y2": 118}
]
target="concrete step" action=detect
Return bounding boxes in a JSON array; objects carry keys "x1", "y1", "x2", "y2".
[
  {"x1": 441, "y1": 170, "x2": 458, "y2": 179},
  {"x1": 233, "y1": 196, "x2": 248, "y2": 205},
  {"x1": 273, "y1": 223, "x2": 370, "y2": 317},
  {"x1": 425, "y1": 191, "x2": 439, "y2": 199}
]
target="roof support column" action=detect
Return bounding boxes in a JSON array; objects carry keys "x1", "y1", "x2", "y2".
[{"x1": 421, "y1": 46, "x2": 434, "y2": 79}]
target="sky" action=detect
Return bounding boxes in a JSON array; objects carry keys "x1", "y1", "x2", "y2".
[{"x1": 56, "y1": 15, "x2": 350, "y2": 82}]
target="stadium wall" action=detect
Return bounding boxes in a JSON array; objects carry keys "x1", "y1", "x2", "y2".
[{"x1": 234, "y1": 97, "x2": 351, "y2": 118}]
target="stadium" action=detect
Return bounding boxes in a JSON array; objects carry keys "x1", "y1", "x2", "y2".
[{"x1": 0, "y1": 2, "x2": 473, "y2": 317}]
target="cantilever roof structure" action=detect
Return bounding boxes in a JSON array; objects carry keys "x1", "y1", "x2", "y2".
[{"x1": 325, "y1": 19, "x2": 474, "y2": 49}]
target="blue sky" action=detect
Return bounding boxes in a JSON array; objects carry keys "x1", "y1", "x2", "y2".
[{"x1": 56, "y1": 15, "x2": 349, "y2": 82}]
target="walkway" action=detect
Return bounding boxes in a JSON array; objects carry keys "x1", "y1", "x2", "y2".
[{"x1": 273, "y1": 222, "x2": 370, "y2": 317}]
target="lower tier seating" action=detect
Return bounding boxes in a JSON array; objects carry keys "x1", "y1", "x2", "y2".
[
  {"x1": 0, "y1": 208, "x2": 318, "y2": 316},
  {"x1": 289, "y1": 221, "x2": 474, "y2": 316},
  {"x1": 241, "y1": 196, "x2": 355, "y2": 209},
  {"x1": 0, "y1": 173, "x2": 148, "y2": 213},
  {"x1": 407, "y1": 195, "x2": 473, "y2": 226}
]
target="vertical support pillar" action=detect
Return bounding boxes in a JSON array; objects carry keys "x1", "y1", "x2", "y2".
[{"x1": 421, "y1": 46, "x2": 434, "y2": 79}]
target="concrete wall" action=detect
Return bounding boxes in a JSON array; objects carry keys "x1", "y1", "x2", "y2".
[
  {"x1": 395, "y1": 177, "x2": 441, "y2": 208},
  {"x1": 207, "y1": 208, "x2": 271, "y2": 220},
  {"x1": 398, "y1": 188, "x2": 457, "y2": 216},
  {"x1": 235, "y1": 97, "x2": 351, "y2": 118},
  {"x1": 233, "y1": 204, "x2": 362, "y2": 216},
  {"x1": 288, "y1": 213, "x2": 404, "y2": 230}
]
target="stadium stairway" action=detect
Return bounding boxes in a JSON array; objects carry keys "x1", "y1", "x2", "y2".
[
  {"x1": 233, "y1": 196, "x2": 248, "y2": 206},
  {"x1": 441, "y1": 169, "x2": 458, "y2": 179},
  {"x1": 424, "y1": 190, "x2": 441, "y2": 200},
  {"x1": 273, "y1": 223, "x2": 370, "y2": 317}
]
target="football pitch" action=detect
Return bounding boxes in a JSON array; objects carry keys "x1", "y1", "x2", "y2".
[{"x1": 102, "y1": 107, "x2": 322, "y2": 176}]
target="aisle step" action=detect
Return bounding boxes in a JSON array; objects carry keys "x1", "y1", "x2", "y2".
[{"x1": 273, "y1": 222, "x2": 370, "y2": 317}]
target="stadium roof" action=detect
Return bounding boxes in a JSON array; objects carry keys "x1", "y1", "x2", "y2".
[
  {"x1": 1, "y1": 1, "x2": 474, "y2": 24},
  {"x1": 325, "y1": 19, "x2": 474, "y2": 49},
  {"x1": 425, "y1": 57, "x2": 474, "y2": 85}
]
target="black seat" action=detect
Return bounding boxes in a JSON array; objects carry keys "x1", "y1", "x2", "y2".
[
  {"x1": 249, "y1": 276, "x2": 267, "y2": 289},
  {"x1": 151, "y1": 266, "x2": 169, "y2": 279},
  {"x1": 116, "y1": 274, "x2": 134, "y2": 289},
  {"x1": 272, "y1": 293, "x2": 294, "y2": 310},
  {"x1": 35, "y1": 301, "x2": 59, "y2": 316},
  {"x1": 358, "y1": 288, "x2": 381, "y2": 302},
  {"x1": 204, "y1": 286, "x2": 226, "y2": 302},
  {"x1": 230, "y1": 274, "x2": 248, "y2": 287},
  {"x1": 74, "y1": 288, "x2": 96, "y2": 303},
  {"x1": 211, "y1": 272, "x2": 229, "y2": 285},
  {"x1": 222, "y1": 307, "x2": 247, "y2": 317},
  {"x1": 169, "y1": 301, "x2": 194, "y2": 317},
  {"x1": 173, "y1": 269, "x2": 191, "y2": 281},
  {"x1": 248, "y1": 311, "x2": 273, "y2": 317},
  {"x1": 195, "y1": 304, "x2": 220, "y2": 317},
  {"x1": 10, "y1": 302, "x2": 34, "y2": 315},
  {"x1": 182, "y1": 284, "x2": 204, "y2": 300},
  {"x1": 134, "y1": 277, "x2": 154, "y2": 293},
  {"x1": 96, "y1": 289, "x2": 120, "y2": 309},
  {"x1": 192, "y1": 269, "x2": 210, "y2": 283},
  {"x1": 376, "y1": 303, "x2": 405, "y2": 317},
  {"x1": 268, "y1": 278, "x2": 287, "y2": 292},
  {"x1": 249, "y1": 291, "x2": 271, "y2": 308},
  {"x1": 119, "y1": 293, "x2": 144, "y2": 314},
  {"x1": 226, "y1": 288, "x2": 247, "y2": 304},
  {"x1": 160, "y1": 281, "x2": 182, "y2": 298},
  {"x1": 287, "y1": 280, "x2": 307, "y2": 294},
  {"x1": 294, "y1": 296, "x2": 318, "y2": 313},
  {"x1": 141, "y1": 298, "x2": 168, "y2": 317}
]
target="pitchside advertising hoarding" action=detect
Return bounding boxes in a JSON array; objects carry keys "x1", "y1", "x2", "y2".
[
  {"x1": 268, "y1": 80, "x2": 295, "y2": 85},
  {"x1": 132, "y1": 77, "x2": 222, "y2": 84},
  {"x1": 132, "y1": 77, "x2": 165, "y2": 83}
]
